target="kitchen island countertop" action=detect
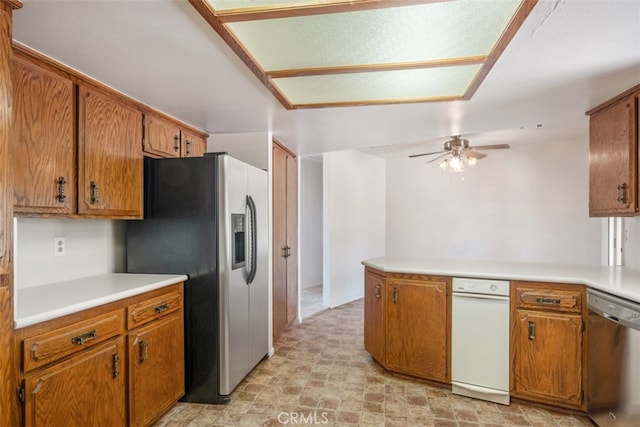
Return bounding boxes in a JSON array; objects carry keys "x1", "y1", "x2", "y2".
[
  {"x1": 15, "y1": 273, "x2": 188, "y2": 328},
  {"x1": 362, "y1": 257, "x2": 640, "y2": 304}
]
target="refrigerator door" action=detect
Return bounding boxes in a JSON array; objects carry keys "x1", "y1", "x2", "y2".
[
  {"x1": 247, "y1": 164, "x2": 269, "y2": 368},
  {"x1": 218, "y1": 156, "x2": 250, "y2": 396}
]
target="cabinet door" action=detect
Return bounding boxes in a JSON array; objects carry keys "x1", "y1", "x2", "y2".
[
  {"x1": 128, "y1": 312, "x2": 184, "y2": 427},
  {"x1": 12, "y1": 57, "x2": 75, "y2": 214},
  {"x1": 589, "y1": 95, "x2": 638, "y2": 216},
  {"x1": 144, "y1": 114, "x2": 182, "y2": 158},
  {"x1": 181, "y1": 131, "x2": 207, "y2": 157},
  {"x1": 78, "y1": 86, "x2": 143, "y2": 217},
  {"x1": 364, "y1": 270, "x2": 385, "y2": 364},
  {"x1": 23, "y1": 337, "x2": 126, "y2": 427},
  {"x1": 386, "y1": 277, "x2": 450, "y2": 382},
  {"x1": 513, "y1": 310, "x2": 583, "y2": 408}
]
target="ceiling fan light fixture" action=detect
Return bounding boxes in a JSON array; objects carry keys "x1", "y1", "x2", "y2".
[
  {"x1": 464, "y1": 155, "x2": 478, "y2": 167},
  {"x1": 439, "y1": 158, "x2": 449, "y2": 170},
  {"x1": 449, "y1": 156, "x2": 464, "y2": 172}
]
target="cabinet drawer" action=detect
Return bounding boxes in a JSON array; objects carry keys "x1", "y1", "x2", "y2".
[
  {"x1": 23, "y1": 309, "x2": 125, "y2": 372},
  {"x1": 127, "y1": 290, "x2": 182, "y2": 329},
  {"x1": 514, "y1": 285, "x2": 582, "y2": 313}
]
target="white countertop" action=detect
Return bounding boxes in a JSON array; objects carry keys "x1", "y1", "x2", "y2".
[
  {"x1": 16, "y1": 273, "x2": 188, "y2": 328},
  {"x1": 362, "y1": 257, "x2": 640, "y2": 304}
]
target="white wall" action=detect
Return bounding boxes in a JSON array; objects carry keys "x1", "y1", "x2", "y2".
[
  {"x1": 323, "y1": 150, "x2": 385, "y2": 308},
  {"x1": 15, "y1": 218, "x2": 126, "y2": 289},
  {"x1": 625, "y1": 217, "x2": 640, "y2": 269},
  {"x1": 209, "y1": 131, "x2": 270, "y2": 171},
  {"x1": 386, "y1": 138, "x2": 603, "y2": 265},
  {"x1": 300, "y1": 158, "x2": 323, "y2": 289}
]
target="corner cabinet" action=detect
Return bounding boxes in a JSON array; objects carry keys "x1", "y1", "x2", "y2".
[
  {"x1": 511, "y1": 281, "x2": 586, "y2": 410},
  {"x1": 364, "y1": 268, "x2": 385, "y2": 364},
  {"x1": 587, "y1": 84, "x2": 640, "y2": 216},
  {"x1": 78, "y1": 86, "x2": 143, "y2": 218},
  {"x1": 363, "y1": 268, "x2": 451, "y2": 384}
]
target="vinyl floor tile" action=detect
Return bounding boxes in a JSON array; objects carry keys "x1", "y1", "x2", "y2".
[{"x1": 155, "y1": 299, "x2": 595, "y2": 427}]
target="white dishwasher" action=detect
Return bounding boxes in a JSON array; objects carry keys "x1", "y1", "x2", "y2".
[{"x1": 452, "y1": 277, "x2": 510, "y2": 405}]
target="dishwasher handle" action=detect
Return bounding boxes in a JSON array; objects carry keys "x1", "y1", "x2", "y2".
[{"x1": 452, "y1": 293, "x2": 510, "y2": 302}]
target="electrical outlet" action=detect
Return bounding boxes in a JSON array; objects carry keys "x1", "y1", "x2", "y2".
[{"x1": 54, "y1": 237, "x2": 66, "y2": 257}]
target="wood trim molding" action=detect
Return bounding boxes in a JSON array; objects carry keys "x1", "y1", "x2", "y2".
[
  {"x1": 1, "y1": 0, "x2": 21, "y2": 10},
  {"x1": 585, "y1": 83, "x2": 640, "y2": 116},
  {"x1": 267, "y1": 56, "x2": 486, "y2": 79},
  {"x1": 273, "y1": 138, "x2": 296, "y2": 158},
  {"x1": 11, "y1": 41, "x2": 209, "y2": 139},
  {"x1": 463, "y1": 0, "x2": 538, "y2": 100},
  {"x1": 290, "y1": 94, "x2": 462, "y2": 109},
  {"x1": 215, "y1": 0, "x2": 448, "y2": 23}
]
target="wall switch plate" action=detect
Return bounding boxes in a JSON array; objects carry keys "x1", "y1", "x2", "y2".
[{"x1": 54, "y1": 237, "x2": 66, "y2": 257}]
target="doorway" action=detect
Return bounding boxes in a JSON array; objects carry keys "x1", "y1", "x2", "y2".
[{"x1": 299, "y1": 156, "x2": 325, "y2": 319}]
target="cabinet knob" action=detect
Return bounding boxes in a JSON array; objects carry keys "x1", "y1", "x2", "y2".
[{"x1": 375, "y1": 282, "x2": 382, "y2": 299}]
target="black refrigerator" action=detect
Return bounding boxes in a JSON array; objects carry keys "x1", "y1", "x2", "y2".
[{"x1": 127, "y1": 153, "x2": 269, "y2": 404}]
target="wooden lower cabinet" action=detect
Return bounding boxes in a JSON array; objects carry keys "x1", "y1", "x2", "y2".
[
  {"x1": 17, "y1": 283, "x2": 184, "y2": 426},
  {"x1": 128, "y1": 312, "x2": 184, "y2": 427},
  {"x1": 364, "y1": 268, "x2": 385, "y2": 364},
  {"x1": 24, "y1": 337, "x2": 126, "y2": 427},
  {"x1": 511, "y1": 281, "x2": 586, "y2": 410},
  {"x1": 364, "y1": 269, "x2": 451, "y2": 384},
  {"x1": 385, "y1": 275, "x2": 450, "y2": 383}
]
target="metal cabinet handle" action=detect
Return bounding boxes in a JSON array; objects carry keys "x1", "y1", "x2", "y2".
[
  {"x1": 56, "y1": 176, "x2": 67, "y2": 202},
  {"x1": 112, "y1": 353, "x2": 120, "y2": 379},
  {"x1": 89, "y1": 181, "x2": 100, "y2": 204},
  {"x1": 186, "y1": 139, "x2": 191, "y2": 156},
  {"x1": 617, "y1": 183, "x2": 628, "y2": 204},
  {"x1": 173, "y1": 134, "x2": 180, "y2": 152},
  {"x1": 154, "y1": 303, "x2": 169, "y2": 313},
  {"x1": 139, "y1": 340, "x2": 148, "y2": 363},
  {"x1": 375, "y1": 281, "x2": 382, "y2": 299},
  {"x1": 71, "y1": 330, "x2": 97, "y2": 345},
  {"x1": 528, "y1": 320, "x2": 536, "y2": 340},
  {"x1": 282, "y1": 246, "x2": 291, "y2": 258},
  {"x1": 393, "y1": 287, "x2": 398, "y2": 304}
]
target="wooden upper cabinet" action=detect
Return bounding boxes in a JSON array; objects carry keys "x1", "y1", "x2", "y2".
[
  {"x1": 588, "y1": 88, "x2": 639, "y2": 216},
  {"x1": 181, "y1": 130, "x2": 206, "y2": 158},
  {"x1": 77, "y1": 86, "x2": 143, "y2": 218},
  {"x1": 12, "y1": 56, "x2": 75, "y2": 214},
  {"x1": 143, "y1": 113, "x2": 207, "y2": 159},
  {"x1": 143, "y1": 114, "x2": 182, "y2": 158}
]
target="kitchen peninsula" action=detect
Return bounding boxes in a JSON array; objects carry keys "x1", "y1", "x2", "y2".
[{"x1": 362, "y1": 256, "x2": 640, "y2": 413}]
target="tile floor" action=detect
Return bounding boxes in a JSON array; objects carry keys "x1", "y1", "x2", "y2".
[
  {"x1": 300, "y1": 284, "x2": 326, "y2": 319},
  {"x1": 155, "y1": 299, "x2": 595, "y2": 426}
]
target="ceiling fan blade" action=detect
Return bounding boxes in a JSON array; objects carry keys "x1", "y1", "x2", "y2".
[
  {"x1": 469, "y1": 144, "x2": 510, "y2": 150},
  {"x1": 465, "y1": 150, "x2": 487, "y2": 160},
  {"x1": 426, "y1": 152, "x2": 450, "y2": 164},
  {"x1": 408, "y1": 150, "x2": 447, "y2": 159}
]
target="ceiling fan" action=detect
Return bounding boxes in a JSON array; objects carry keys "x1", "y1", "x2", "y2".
[{"x1": 408, "y1": 135, "x2": 510, "y2": 172}]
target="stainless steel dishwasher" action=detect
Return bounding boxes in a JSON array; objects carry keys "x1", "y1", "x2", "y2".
[
  {"x1": 452, "y1": 278, "x2": 511, "y2": 405},
  {"x1": 587, "y1": 288, "x2": 640, "y2": 426}
]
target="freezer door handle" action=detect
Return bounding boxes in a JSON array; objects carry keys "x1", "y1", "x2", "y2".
[{"x1": 246, "y1": 195, "x2": 258, "y2": 284}]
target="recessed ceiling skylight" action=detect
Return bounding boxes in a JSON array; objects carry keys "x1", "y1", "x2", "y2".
[{"x1": 191, "y1": 0, "x2": 537, "y2": 109}]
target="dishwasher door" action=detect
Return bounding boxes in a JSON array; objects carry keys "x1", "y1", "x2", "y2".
[
  {"x1": 587, "y1": 289, "x2": 640, "y2": 427},
  {"x1": 452, "y1": 292, "x2": 510, "y2": 405}
]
